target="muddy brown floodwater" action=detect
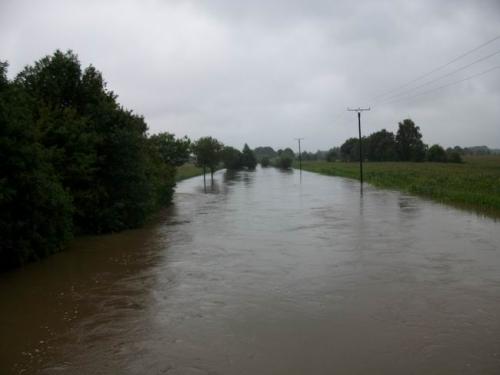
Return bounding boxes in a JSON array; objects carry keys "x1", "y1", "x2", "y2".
[{"x1": 1, "y1": 167, "x2": 500, "y2": 374}]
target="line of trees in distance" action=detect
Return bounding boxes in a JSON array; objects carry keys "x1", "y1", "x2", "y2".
[
  {"x1": 254, "y1": 147, "x2": 299, "y2": 169},
  {"x1": 255, "y1": 119, "x2": 494, "y2": 167},
  {"x1": 339, "y1": 119, "x2": 462, "y2": 163},
  {"x1": 192, "y1": 138, "x2": 258, "y2": 183}
]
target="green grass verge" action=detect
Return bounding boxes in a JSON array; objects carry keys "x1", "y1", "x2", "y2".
[
  {"x1": 176, "y1": 163, "x2": 205, "y2": 182},
  {"x1": 296, "y1": 156, "x2": 500, "y2": 217},
  {"x1": 176, "y1": 164, "x2": 226, "y2": 182}
]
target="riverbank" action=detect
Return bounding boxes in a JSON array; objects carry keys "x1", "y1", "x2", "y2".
[
  {"x1": 297, "y1": 156, "x2": 500, "y2": 217},
  {"x1": 176, "y1": 163, "x2": 205, "y2": 181},
  {"x1": 176, "y1": 164, "x2": 226, "y2": 182}
]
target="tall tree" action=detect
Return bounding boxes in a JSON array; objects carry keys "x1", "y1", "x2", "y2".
[
  {"x1": 241, "y1": 144, "x2": 257, "y2": 169},
  {"x1": 340, "y1": 137, "x2": 367, "y2": 161},
  {"x1": 395, "y1": 119, "x2": 426, "y2": 162},
  {"x1": 326, "y1": 148, "x2": 338, "y2": 162},
  {"x1": 0, "y1": 62, "x2": 73, "y2": 269},
  {"x1": 366, "y1": 129, "x2": 397, "y2": 161},
  {"x1": 192, "y1": 137, "x2": 223, "y2": 183},
  {"x1": 221, "y1": 146, "x2": 243, "y2": 170},
  {"x1": 427, "y1": 144, "x2": 447, "y2": 162}
]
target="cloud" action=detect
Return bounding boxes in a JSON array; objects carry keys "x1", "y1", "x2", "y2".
[{"x1": 1, "y1": 0, "x2": 499, "y2": 150}]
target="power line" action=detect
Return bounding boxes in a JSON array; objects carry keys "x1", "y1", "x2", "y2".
[
  {"x1": 377, "y1": 48, "x2": 500, "y2": 104},
  {"x1": 383, "y1": 65, "x2": 500, "y2": 105},
  {"x1": 372, "y1": 34, "x2": 500, "y2": 100}
]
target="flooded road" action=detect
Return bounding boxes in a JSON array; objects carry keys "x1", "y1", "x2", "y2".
[{"x1": 1, "y1": 167, "x2": 500, "y2": 374}]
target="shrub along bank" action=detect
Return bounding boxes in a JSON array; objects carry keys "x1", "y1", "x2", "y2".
[{"x1": 0, "y1": 51, "x2": 191, "y2": 270}]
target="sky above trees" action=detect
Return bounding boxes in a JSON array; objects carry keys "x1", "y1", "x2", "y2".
[{"x1": 1, "y1": 0, "x2": 499, "y2": 150}]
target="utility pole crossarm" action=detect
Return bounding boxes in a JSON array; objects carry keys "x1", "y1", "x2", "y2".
[{"x1": 347, "y1": 107, "x2": 371, "y2": 112}]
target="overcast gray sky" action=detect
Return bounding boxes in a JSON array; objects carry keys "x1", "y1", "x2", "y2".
[{"x1": 1, "y1": 0, "x2": 499, "y2": 151}]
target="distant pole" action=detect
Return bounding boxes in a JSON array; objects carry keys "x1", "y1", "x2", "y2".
[
  {"x1": 295, "y1": 138, "x2": 304, "y2": 174},
  {"x1": 347, "y1": 107, "x2": 370, "y2": 184}
]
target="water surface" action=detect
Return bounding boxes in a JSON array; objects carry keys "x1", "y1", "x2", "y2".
[{"x1": 1, "y1": 167, "x2": 500, "y2": 374}]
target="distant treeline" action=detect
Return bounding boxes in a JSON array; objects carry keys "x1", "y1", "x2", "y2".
[
  {"x1": 254, "y1": 147, "x2": 300, "y2": 169},
  {"x1": 336, "y1": 119, "x2": 500, "y2": 163},
  {"x1": 255, "y1": 119, "x2": 500, "y2": 166},
  {"x1": 1, "y1": 50, "x2": 252, "y2": 270}
]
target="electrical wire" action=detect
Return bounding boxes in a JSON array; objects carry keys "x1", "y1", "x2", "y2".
[
  {"x1": 372, "y1": 34, "x2": 500, "y2": 100},
  {"x1": 382, "y1": 65, "x2": 500, "y2": 105},
  {"x1": 377, "y1": 48, "x2": 500, "y2": 104}
]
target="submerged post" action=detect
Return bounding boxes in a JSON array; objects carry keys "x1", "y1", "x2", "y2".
[
  {"x1": 294, "y1": 138, "x2": 304, "y2": 175},
  {"x1": 347, "y1": 107, "x2": 370, "y2": 185}
]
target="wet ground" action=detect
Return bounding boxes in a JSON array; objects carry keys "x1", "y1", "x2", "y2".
[{"x1": 1, "y1": 167, "x2": 500, "y2": 374}]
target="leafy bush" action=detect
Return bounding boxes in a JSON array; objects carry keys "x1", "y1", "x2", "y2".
[
  {"x1": 275, "y1": 155, "x2": 293, "y2": 169},
  {"x1": 241, "y1": 144, "x2": 257, "y2": 169},
  {"x1": 0, "y1": 51, "x2": 190, "y2": 269},
  {"x1": 447, "y1": 151, "x2": 463, "y2": 163},
  {"x1": 260, "y1": 157, "x2": 270, "y2": 167},
  {"x1": 427, "y1": 144, "x2": 447, "y2": 162}
]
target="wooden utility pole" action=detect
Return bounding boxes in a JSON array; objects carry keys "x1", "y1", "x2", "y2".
[
  {"x1": 347, "y1": 107, "x2": 370, "y2": 184},
  {"x1": 294, "y1": 138, "x2": 304, "y2": 174}
]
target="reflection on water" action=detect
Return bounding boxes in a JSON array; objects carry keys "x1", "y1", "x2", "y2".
[{"x1": 1, "y1": 167, "x2": 500, "y2": 374}]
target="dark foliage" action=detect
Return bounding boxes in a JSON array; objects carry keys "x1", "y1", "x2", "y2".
[
  {"x1": 446, "y1": 151, "x2": 463, "y2": 163},
  {"x1": 427, "y1": 144, "x2": 447, "y2": 162},
  {"x1": 326, "y1": 148, "x2": 339, "y2": 162},
  {"x1": 340, "y1": 137, "x2": 368, "y2": 162},
  {"x1": 0, "y1": 51, "x2": 190, "y2": 269},
  {"x1": 192, "y1": 136, "x2": 223, "y2": 180},
  {"x1": 221, "y1": 146, "x2": 243, "y2": 170},
  {"x1": 366, "y1": 129, "x2": 398, "y2": 161},
  {"x1": 274, "y1": 155, "x2": 293, "y2": 169},
  {"x1": 253, "y1": 146, "x2": 277, "y2": 162},
  {"x1": 396, "y1": 119, "x2": 426, "y2": 162},
  {"x1": 241, "y1": 144, "x2": 257, "y2": 169},
  {"x1": 260, "y1": 157, "x2": 271, "y2": 167}
]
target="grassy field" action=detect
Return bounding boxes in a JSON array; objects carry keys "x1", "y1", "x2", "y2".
[
  {"x1": 176, "y1": 164, "x2": 227, "y2": 182},
  {"x1": 176, "y1": 163, "x2": 205, "y2": 182},
  {"x1": 297, "y1": 156, "x2": 500, "y2": 217}
]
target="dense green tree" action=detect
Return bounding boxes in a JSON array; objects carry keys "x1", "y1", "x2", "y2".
[
  {"x1": 1, "y1": 51, "x2": 193, "y2": 269},
  {"x1": 396, "y1": 119, "x2": 426, "y2": 162},
  {"x1": 192, "y1": 136, "x2": 223, "y2": 183},
  {"x1": 241, "y1": 144, "x2": 257, "y2": 169},
  {"x1": 446, "y1": 150, "x2": 463, "y2": 163},
  {"x1": 278, "y1": 148, "x2": 295, "y2": 159},
  {"x1": 271, "y1": 148, "x2": 293, "y2": 169},
  {"x1": 275, "y1": 155, "x2": 293, "y2": 169},
  {"x1": 149, "y1": 133, "x2": 191, "y2": 167},
  {"x1": 366, "y1": 129, "x2": 397, "y2": 161},
  {"x1": 253, "y1": 146, "x2": 277, "y2": 162},
  {"x1": 260, "y1": 157, "x2": 271, "y2": 167},
  {"x1": 326, "y1": 148, "x2": 338, "y2": 162},
  {"x1": 300, "y1": 151, "x2": 315, "y2": 161},
  {"x1": 427, "y1": 144, "x2": 447, "y2": 162},
  {"x1": 340, "y1": 137, "x2": 367, "y2": 161},
  {"x1": 0, "y1": 63, "x2": 73, "y2": 269},
  {"x1": 221, "y1": 146, "x2": 243, "y2": 170}
]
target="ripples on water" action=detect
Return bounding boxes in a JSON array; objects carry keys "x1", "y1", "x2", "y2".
[{"x1": 1, "y1": 167, "x2": 500, "y2": 374}]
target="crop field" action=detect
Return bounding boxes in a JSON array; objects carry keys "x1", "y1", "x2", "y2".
[{"x1": 298, "y1": 156, "x2": 500, "y2": 217}]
